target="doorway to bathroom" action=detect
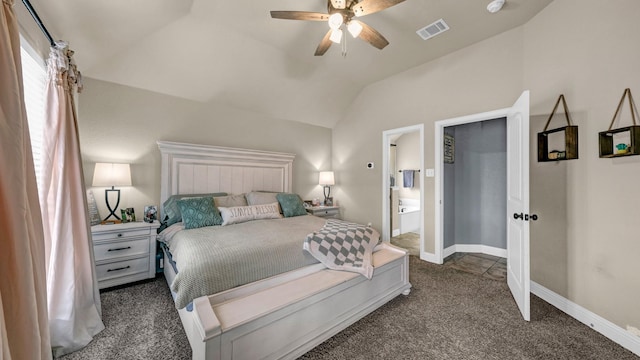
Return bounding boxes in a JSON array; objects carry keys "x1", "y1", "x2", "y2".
[{"x1": 382, "y1": 124, "x2": 424, "y2": 258}]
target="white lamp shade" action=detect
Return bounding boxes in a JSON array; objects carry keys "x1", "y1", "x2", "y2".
[
  {"x1": 347, "y1": 21, "x2": 363, "y2": 38},
  {"x1": 319, "y1": 171, "x2": 335, "y2": 186},
  {"x1": 92, "y1": 163, "x2": 132, "y2": 187},
  {"x1": 329, "y1": 29, "x2": 343, "y2": 44},
  {"x1": 328, "y1": 13, "x2": 343, "y2": 30}
]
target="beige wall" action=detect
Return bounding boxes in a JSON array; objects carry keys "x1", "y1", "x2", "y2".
[
  {"x1": 523, "y1": 0, "x2": 640, "y2": 331},
  {"x1": 78, "y1": 78, "x2": 332, "y2": 218},
  {"x1": 333, "y1": 0, "x2": 640, "y2": 333},
  {"x1": 332, "y1": 26, "x2": 524, "y2": 252}
]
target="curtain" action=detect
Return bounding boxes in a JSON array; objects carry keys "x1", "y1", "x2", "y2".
[
  {"x1": 0, "y1": 1, "x2": 52, "y2": 359},
  {"x1": 40, "y1": 41, "x2": 104, "y2": 357}
]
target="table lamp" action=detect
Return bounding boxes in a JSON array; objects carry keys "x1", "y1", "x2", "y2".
[
  {"x1": 92, "y1": 163, "x2": 132, "y2": 222},
  {"x1": 319, "y1": 171, "x2": 335, "y2": 206}
]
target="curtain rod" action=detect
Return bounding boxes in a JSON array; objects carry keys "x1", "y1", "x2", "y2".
[{"x1": 21, "y1": 0, "x2": 55, "y2": 46}]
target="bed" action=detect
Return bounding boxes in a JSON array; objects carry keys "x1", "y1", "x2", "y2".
[{"x1": 157, "y1": 141, "x2": 411, "y2": 360}]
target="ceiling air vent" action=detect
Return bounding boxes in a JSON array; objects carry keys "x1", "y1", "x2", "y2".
[{"x1": 416, "y1": 19, "x2": 449, "y2": 40}]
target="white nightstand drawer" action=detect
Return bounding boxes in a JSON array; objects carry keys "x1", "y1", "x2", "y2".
[
  {"x1": 92, "y1": 228, "x2": 150, "y2": 242},
  {"x1": 91, "y1": 221, "x2": 160, "y2": 289},
  {"x1": 306, "y1": 206, "x2": 341, "y2": 219},
  {"x1": 93, "y1": 238, "x2": 149, "y2": 262},
  {"x1": 315, "y1": 209, "x2": 339, "y2": 217},
  {"x1": 96, "y1": 257, "x2": 149, "y2": 282}
]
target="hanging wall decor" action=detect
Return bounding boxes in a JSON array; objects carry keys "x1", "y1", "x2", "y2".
[
  {"x1": 443, "y1": 134, "x2": 455, "y2": 164},
  {"x1": 598, "y1": 88, "x2": 640, "y2": 158},
  {"x1": 538, "y1": 94, "x2": 578, "y2": 162}
]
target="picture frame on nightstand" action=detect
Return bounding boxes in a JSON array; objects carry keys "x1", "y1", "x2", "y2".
[
  {"x1": 324, "y1": 197, "x2": 333, "y2": 206},
  {"x1": 144, "y1": 205, "x2": 157, "y2": 223}
]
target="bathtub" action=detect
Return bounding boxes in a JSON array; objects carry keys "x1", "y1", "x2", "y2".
[{"x1": 398, "y1": 198, "x2": 420, "y2": 234}]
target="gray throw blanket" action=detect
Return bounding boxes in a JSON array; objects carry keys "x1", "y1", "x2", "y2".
[{"x1": 303, "y1": 219, "x2": 380, "y2": 279}]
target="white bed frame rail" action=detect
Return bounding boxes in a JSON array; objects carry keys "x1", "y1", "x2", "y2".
[{"x1": 170, "y1": 243, "x2": 410, "y2": 360}]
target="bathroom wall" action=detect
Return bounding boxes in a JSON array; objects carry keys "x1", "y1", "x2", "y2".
[
  {"x1": 444, "y1": 118, "x2": 507, "y2": 249},
  {"x1": 396, "y1": 131, "x2": 420, "y2": 200}
]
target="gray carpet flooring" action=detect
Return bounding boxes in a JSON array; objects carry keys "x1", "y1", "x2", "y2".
[{"x1": 61, "y1": 256, "x2": 637, "y2": 359}]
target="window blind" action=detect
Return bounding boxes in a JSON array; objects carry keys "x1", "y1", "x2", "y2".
[{"x1": 20, "y1": 43, "x2": 46, "y2": 191}]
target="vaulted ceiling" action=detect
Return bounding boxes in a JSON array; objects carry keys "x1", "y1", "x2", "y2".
[{"x1": 23, "y1": 0, "x2": 552, "y2": 128}]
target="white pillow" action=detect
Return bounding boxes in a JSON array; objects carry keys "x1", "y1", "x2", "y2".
[
  {"x1": 253, "y1": 202, "x2": 282, "y2": 220},
  {"x1": 214, "y1": 194, "x2": 248, "y2": 208},
  {"x1": 247, "y1": 192, "x2": 282, "y2": 213},
  {"x1": 219, "y1": 202, "x2": 282, "y2": 226}
]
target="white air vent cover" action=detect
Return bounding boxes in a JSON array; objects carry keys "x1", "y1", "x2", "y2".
[{"x1": 416, "y1": 19, "x2": 449, "y2": 40}]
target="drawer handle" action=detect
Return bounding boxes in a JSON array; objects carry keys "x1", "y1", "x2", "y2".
[
  {"x1": 117, "y1": 233, "x2": 123, "y2": 237},
  {"x1": 107, "y1": 266, "x2": 131, "y2": 272},
  {"x1": 107, "y1": 246, "x2": 131, "y2": 252}
]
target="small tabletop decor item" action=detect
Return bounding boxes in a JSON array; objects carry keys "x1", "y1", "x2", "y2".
[
  {"x1": 598, "y1": 88, "x2": 640, "y2": 158},
  {"x1": 538, "y1": 94, "x2": 578, "y2": 162},
  {"x1": 144, "y1": 205, "x2": 157, "y2": 223}
]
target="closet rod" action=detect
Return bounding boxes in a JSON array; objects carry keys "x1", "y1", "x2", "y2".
[
  {"x1": 21, "y1": 0, "x2": 55, "y2": 46},
  {"x1": 398, "y1": 170, "x2": 420, "y2": 172}
]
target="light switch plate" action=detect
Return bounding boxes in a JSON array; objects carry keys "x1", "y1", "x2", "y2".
[{"x1": 425, "y1": 168, "x2": 435, "y2": 177}]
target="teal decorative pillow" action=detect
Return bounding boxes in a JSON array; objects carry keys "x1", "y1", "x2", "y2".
[
  {"x1": 176, "y1": 197, "x2": 223, "y2": 229},
  {"x1": 276, "y1": 193, "x2": 308, "y2": 218},
  {"x1": 163, "y1": 193, "x2": 226, "y2": 226}
]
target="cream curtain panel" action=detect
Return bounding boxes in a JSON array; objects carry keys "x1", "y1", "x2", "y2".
[
  {"x1": 0, "y1": 0, "x2": 52, "y2": 359},
  {"x1": 41, "y1": 42, "x2": 104, "y2": 357}
]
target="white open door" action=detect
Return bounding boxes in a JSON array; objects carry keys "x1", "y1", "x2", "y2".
[{"x1": 506, "y1": 90, "x2": 530, "y2": 321}]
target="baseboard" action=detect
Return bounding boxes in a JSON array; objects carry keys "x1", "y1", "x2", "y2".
[
  {"x1": 531, "y1": 281, "x2": 640, "y2": 357},
  {"x1": 443, "y1": 245, "x2": 456, "y2": 259},
  {"x1": 420, "y1": 251, "x2": 439, "y2": 264},
  {"x1": 443, "y1": 244, "x2": 507, "y2": 259}
]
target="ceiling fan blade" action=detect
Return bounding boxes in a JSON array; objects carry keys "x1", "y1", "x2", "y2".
[
  {"x1": 330, "y1": 0, "x2": 346, "y2": 10},
  {"x1": 352, "y1": 0, "x2": 406, "y2": 17},
  {"x1": 315, "y1": 30, "x2": 333, "y2": 56},
  {"x1": 358, "y1": 21, "x2": 389, "y2": 49},
  {"x1": 270, "y1": 11, "x2": 329, "y2": 21}
]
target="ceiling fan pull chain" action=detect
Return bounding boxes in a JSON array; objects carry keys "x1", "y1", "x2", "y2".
[{"x1": 342, "y1": 33, "x2": 347, "y2": 57}]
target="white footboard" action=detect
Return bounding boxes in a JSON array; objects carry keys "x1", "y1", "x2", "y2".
[{"x1": 177, "y1": 243, "x2": 411, "y2": 360}]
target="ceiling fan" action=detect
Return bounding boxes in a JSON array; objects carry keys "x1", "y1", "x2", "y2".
[{"x1": 270, "y1": 0, "x2": 406, "y2": 56}]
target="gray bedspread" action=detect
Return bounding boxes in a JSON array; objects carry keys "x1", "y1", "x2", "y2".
[{"x1": 162, "y1": 215, "x2": 326, "y2": 309}]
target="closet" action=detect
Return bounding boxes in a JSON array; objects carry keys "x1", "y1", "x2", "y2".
[{"x1": 443, "y1": 118, "x2": 507, "y2": 255}]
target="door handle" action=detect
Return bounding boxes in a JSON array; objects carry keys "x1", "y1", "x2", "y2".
[{"x1": 513, "y1": 213, "x2": 538, "y2": 221}]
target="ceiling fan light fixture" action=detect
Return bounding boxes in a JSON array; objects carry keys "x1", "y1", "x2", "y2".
[
  {"x1": 486, "y1": 0, "x2": 505, "y2": 13},
  {"x1": 328, "y1": 13, "x2": 344, "y2": 30},
  {"x1": 347, "y1": 21, "x2": 363, "y2": 38},
  {"x1": 329, "y1": 28, "x2": 343, "y2": 44}
]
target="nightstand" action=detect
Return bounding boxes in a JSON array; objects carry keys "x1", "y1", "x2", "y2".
[
  {"x1": 307, "y1": 205, "x2": 341, "y2": 219},
  {"x1": 91, "y1": 221, "x2": 160, "y2": 289}
]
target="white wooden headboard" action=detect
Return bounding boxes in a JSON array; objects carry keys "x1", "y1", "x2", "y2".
[{"x1": 157, "y1": 141, "x2": 295, "y2": 207}]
